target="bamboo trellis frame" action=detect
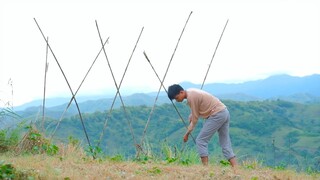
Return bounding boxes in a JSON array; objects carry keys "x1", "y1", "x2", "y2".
[{"x1": 34, "y1": 12, "x2": 229, "y2": 158}]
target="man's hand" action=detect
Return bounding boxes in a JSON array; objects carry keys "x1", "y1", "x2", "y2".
[{"x1": 183, "y1": 132, "x2": 189, "y2": 142}]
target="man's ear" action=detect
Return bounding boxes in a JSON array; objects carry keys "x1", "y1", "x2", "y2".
[{"x1": 180, "y1": 90, "x2": 185, "y2": 97}]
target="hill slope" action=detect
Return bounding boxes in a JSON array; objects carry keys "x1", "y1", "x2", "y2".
[{"x1": 31, "y1": 100, "x2": 320, "y2": 172}]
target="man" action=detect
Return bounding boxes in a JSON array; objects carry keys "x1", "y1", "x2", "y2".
[{"x1": 167, "y1": 84, "x2": 237, "y2": 169}]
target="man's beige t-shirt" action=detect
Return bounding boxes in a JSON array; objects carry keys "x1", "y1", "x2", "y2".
[{"x1": 186, "y1": 88, "x2": 226, "y2": 133}]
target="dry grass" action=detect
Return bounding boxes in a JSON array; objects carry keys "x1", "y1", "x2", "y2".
[
  {"x1": 1, "y1": 157, "x2": 317, "y2": 180},
  {"x1": 1, "y1": 144, "x2": 319, "y2": 180}
]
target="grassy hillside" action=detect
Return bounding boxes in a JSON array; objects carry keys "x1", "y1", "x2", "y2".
[
  {"x1": 1, "y1": 144, "x2": 319, "y2": 180},
  {"x1": 2, "y1": 99, "x2": 320, "y2": 176},
  {"x1": 12, "y1": 100, "x2": 318, "y2": 173}
]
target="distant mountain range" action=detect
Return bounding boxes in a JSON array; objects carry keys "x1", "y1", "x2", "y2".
[
  {"x1": 14, "y1": 74, "x2": 320, "y2": 115},
  {"x1": 181, "y1": 74, "x2": 320, "y2": 102}
]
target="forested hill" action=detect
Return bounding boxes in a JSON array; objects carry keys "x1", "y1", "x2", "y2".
[{"x1": 37, "y1": 99, "x2": 320, "y2": 172}]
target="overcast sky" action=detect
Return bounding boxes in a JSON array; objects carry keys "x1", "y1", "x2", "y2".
[{"x1": 1, "y1": 0, "x2": 319, "y2": 106}]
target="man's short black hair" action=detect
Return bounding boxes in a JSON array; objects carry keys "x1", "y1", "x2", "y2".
[{"x1": 167, "y1": 84, "x2": 184, "y2": 100}]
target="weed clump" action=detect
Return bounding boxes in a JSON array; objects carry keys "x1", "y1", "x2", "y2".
[{"x1": 15, "y1": 126, "x2": 58, "y2": 155}]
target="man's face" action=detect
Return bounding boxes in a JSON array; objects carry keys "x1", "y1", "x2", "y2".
[{"x1": 174, "y1": 91, "x2": 184, "y2": 102}]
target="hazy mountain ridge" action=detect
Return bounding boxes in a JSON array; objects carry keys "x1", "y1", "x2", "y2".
[
  {"x1": 14, "y1": 74, "x2": 320, "y2": 115},
  {"x1": 181, "y1": 74, "x2": 320, "y2": 98}
]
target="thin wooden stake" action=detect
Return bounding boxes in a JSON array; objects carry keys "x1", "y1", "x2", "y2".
[
  {"x1": 50, "y1": 37, "x2": 109, "y2": 140},
  {"x1": 95, "y1": 20, "x2": 138, "y2": 153},
  {"x1": 97, "y1": 27, "x2": 144, "y2": 147},
  {"x1": 201, "y1": 19, "x2": 229, "y2": 89},
  {"x1": 140, "y1": 11, "x2": 193, "y2": 149},
  {"x1": 41, "y1": 36, "x2": 49, "y2": 132},
  {"x1": 34, "y1": 18, "x2": 95, "y2": 159},
  {"x1": 142, "y1": 51, "x2": 196, "y2": 144}
]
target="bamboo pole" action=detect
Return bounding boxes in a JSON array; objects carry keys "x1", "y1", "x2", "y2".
[
  {"x1": 34, "y1": 18, "x2": 95, "y2": 159},
  {"x1": 95, "y1": 20, "x2": 139, "y2": 153},
  {"x1": 201, "y1": 19, "x2": 229, "y2": 89},
  {"x1": 49, "y1": 37, "x2": 109, "y2": 140},
  {"x1": 97, "y1": 27, "x2": 144, "y2": 147},
  {"x1": 41, "y1": 37, "x2": 49, "y2": 132},
  {"x1": 140, "y1": 11, "x2": 193, "y2": 150},
  {"x1": 142, "y1": 51, "x2": 196, "y2": 144}
]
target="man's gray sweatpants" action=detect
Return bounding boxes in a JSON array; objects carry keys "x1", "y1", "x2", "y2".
[{"x1": 196, "y1": 108, "x2": 235, "y2": 160}]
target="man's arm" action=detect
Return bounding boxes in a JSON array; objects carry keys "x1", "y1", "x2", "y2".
[{"x1": 183, "y1": 114, "x2": 198, "y2": 142}]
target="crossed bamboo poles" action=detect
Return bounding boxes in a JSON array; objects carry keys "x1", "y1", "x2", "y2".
[
  {"x1": 139, "y1": 11, "x2": 194, "y2": 151},
  {"x1": 140, "y1": 18, "x2": 229, "y2": 153},
  {"x1": 35, "y1": 12, "x2": 229, "y2": 158}
]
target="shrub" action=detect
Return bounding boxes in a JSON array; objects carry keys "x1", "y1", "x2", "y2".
[
  {"x1": 0, "y1": 160, "x2": 15, "y2": 179},
  {"x1": 15, "y1": 125, "x2": 59, "y2": 155}
]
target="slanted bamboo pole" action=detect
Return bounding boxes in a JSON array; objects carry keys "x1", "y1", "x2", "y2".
[
  {"x1": 201, "y1": 19, "x2": 229, "y2": 89},
  {"x1": 95, "y1": 20, "x2": 139, "y2": 153},
  {"x1": 34, "y1": 18, "x2": 95, "y2": 159},
  {"x1": 97, "y1": 27, "x2": 144, "y2": 147},
  {"x1": 140, "y1": 11, "x2": 193, "y2": 149},
  {"x1": 50, "y1": 37, "x2": 109, "y2": 140},
  {"x1": 142, "y1": 51, "x2": 196, "y2": 144}
]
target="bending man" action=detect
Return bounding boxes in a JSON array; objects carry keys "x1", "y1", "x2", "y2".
[{"x1": 168, "y1": 84, "x2": 237, "y2": 168}]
